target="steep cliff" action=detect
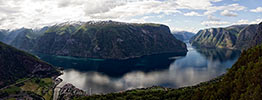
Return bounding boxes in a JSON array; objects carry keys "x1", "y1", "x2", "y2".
[
  {"x1": 252, "y1": 22, "x2": 262, "y2": 46},
  {"x1": 234, "y1": 24, "x2": 258, "y2": 49}
]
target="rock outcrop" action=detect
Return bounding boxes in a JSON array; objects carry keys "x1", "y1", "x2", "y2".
[{"x1": 58, "y1": 84, "x2": 86, "y2": 100}]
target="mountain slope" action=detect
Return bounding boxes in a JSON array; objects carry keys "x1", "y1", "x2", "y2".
[
  {"x1": 234, "y1": 24, "x2": 258, "y2": 49},
  {"x1": 0, "y1": 30, "x2": 8, "y2": 41},
  {"x1": 252, "y1": 22, "x2": 262, "y2": 46},
  {"x1": 190, "y1": 25, "x2": 248, "y2": 49},
  {"x1": 0, "y1": 41, "x2": 60, "y2": 88},
  {"x1": 33, "y1": 21, "x2": 187, "y2": 59},
  {"x1": 9, "y1": 29, "x2": 37, "y2": 51},
  {"x1": 190, "y1": 23, "x2": 262, "y2": 50},
  {"x1": 172, "y1": 31, "x2": 195, "y2": 41}
]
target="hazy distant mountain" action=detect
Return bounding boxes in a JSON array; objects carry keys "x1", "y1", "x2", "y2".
[
  {"x1": 190, "y1": 23, "x2": 262, "y2": 50},
  {"x1": 0, "y1": 21, "x2": 187, "y2": 59},
  {"x1": 172, "y1": 31, "x2": 195, "y2": 41},
  {"x1": 2, "y1": 28, "x2": 28, "y2": 44},
  {"x1": 0, "y1": 30, "x2": 8, "y2": 41}
]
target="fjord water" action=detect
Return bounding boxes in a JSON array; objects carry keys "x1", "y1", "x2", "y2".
[{"x1": 36, "y1": 43, "x2": 241, "y2": 94}]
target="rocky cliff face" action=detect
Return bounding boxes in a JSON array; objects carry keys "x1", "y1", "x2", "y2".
[
  {"x1": 58, "y1": 84, "x2": 87, "y2": 100},
  {"x1": 173, "y1": 31, "x2": 195, "y2": 41},
  {"x1": 0, "y1": 41, "x2": 60, "y2": 88},
  {"x1": 252, "y1": 22, "x2": 262, "y2": 46},
  {"x1": 234, "y1": 24, "x2": 258, "y2": 49},
  {"x1": 190, "y1": 23, "x2": 262, "y2": 50}
]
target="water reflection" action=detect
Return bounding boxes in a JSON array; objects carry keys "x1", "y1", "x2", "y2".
[
  {"x1": 36, "y1": 53, "x2": 185, "y2": 77},
  {"x1": 37, "y1": 43, "x2": 241, "y2": 94}
]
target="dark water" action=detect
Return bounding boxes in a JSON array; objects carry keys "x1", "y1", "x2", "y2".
[{"x1": 36, "y1": 43, "x2": 241, "y2": 94}]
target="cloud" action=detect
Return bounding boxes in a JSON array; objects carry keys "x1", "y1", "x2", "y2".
[
  {"x1": 207, "y1": 15, "x2": 220, "y2": 21},
  {"x1": 204, "y1": 3, "x2": 245, "y2": 16},
  {"x1": 235, "y1": 19, "x2": 250, "y2": 25},
  {"x1": 184, "y1": 11, "x2": 202, "y2": 16},
  {"x1": 231, "y1": 19, "x2": 262, "y2": 25},
  {"x1": 201, "y1": 21, "x2": 229, "y2": 26},
  {"x1": 221, "y1": 10, "x2": 238, "y2": 17},
  {"x1": 250, "y1": 7, "x2": 262, "y2": 13},
  {"x1": 86, "y1": 0, "x2": 182, "y2": 19},
  {"x1": 0, "y1": 0, "x2": 253, "y2": 32}
]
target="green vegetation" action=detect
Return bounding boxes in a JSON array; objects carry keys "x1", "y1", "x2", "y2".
[
  {"x1": 33, "y1": 21, "x2": 187, "y2": 59},
  {"x1": 0, "y1": 41, "x2": 60, "y2": 99},
  {"x1": 0, "y1": 41, "x2": 59, "y2": 88},
  {"x1": 0, "y1": 78, "x2": 55, "y2": 100},
  {"x1": 73, "y1": 45, "x2": 262, "y2": 100}
]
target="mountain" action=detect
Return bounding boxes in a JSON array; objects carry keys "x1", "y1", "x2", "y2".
[
  {"x1": 3, "y1": 21, "x2": 187, "y2": 59},
  {"x1": 251, "y1": 22, "x2": 262, "y2": 46},
  {"x1": 172, "y1": 31, "x2": 195, "y2": 41},
  {"x1": 0, "y1": 41, "x2": 60, "y2": 88},
  {"x1": 234, "y1": 24, "x2": 258, "y2": 49},
  {"x1": 0, "y1": 41, "x2": 61, "y2": 99},
  {"x1": 0, "y1": 28, "x2": 46, "y2": 51},
  {"x1": 1, "y1": 28, "x2": 29, "y2": 44},
  {"x1": 190, "y1": 24, "x2": 248, "y2": 49},
  {"x1": 190, "y1": 22, "x2": 262, "y2": 50},
  {"x1": 0, "y1": 30, "x2": 6, "y2": 41},
  {"x1": 71, "y1": 42, "x2": 262, "y2": 100},
  {"x1": 9, "y1": 29, "x2": 38, "y2": 51}
]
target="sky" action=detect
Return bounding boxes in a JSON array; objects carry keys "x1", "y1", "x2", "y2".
[{"x1": 0, "y1": 0, "x2": 261, "y2": 33}]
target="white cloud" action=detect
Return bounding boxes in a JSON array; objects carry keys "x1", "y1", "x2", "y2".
[
  {"x1": 170, "y1": 27, "x2": 198, "y2": 33},
  {"x1": 235, "y1": 19, "x2": 250, "y2": 24},
  {"x1": 233, "y1": 19, "x2": 262, "y2": 25},
  {"x1": 175, "y1": 0, "x2": 212, "y2": 10},
  {"x1": 207, "y1": 15, "x2": 220, "y2": 21},
  {"x1": 0, "y1": 0, "x2": 251, "y2": 32},
  {"x1": 201, "y1": 21, "x2": 229, "y2": 26},
  {"x1": 250, "y1": 7, "x2": 262, "y2": 13},
  {"x1": 221, "y1": 10, "x2": 238, "y2": 17},
  {"x1": 204, "y1": 3, "x2": 245, "y2": 16},
  {"x1": 184, "y1": 11, "x2": 202, "y2": 16}
]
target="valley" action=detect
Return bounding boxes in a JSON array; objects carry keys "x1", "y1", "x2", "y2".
[{"x1": 0, "y1": 21, "x2": 261, "y2": 100}]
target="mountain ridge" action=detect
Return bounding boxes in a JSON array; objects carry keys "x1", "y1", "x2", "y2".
[
  {"x1": 0, "y1": 21, "x2": 188, "y2": 59},
  {"x1": 190, "y1": 23, "x2": 262, "y2": 50}
]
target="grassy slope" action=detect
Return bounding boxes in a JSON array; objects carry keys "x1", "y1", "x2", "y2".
[
  {"x1": 0, "y1": 41, "x2": 59, "y2": 88},
  {"x1": 74, "y1": 45, "x2": 262, "y2": 100},
  {"x1": 0, "y1": 78, "x2": 55, "y2": 100},
  {"x1": 0, "y1": 41, "x2": 60, "y2": 99}
]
